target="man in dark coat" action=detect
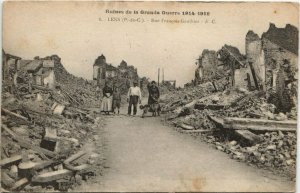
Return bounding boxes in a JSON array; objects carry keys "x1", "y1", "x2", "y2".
[{"x1": 147, "y1": 81, "x2": 160, "y2": 105}]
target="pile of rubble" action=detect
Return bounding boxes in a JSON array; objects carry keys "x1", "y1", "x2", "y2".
[
  {"x1": 51, "y1": 55, "x2": 99, "y2": 108},
  {"x1": 1, "y1": 56, "x2": 106, "y2": 191},
  {"x1": 160, "y1": 81, "x2": 297, "y2": 179}
]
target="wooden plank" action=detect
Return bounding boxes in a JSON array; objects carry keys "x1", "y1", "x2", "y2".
[
  {"x1": 63, "y1": 150, "x2": 87, "y2": 171},
  {"x1": 227, "y1": 124, "x2": 296, "y2": 132},
  {"x1": 210, "y1": 116, "x2": 298, "y2": 132},
  {"x1": 33, "y1": 160, "x2": 57, "y2": 170},
  {"x1": 182, "y1": 129, "x2": 212, "y2": 133},
  {"x1": 32, "y1": 164, "x2": 90, "y2": 183},
  {"x1": 2, "y1": 125, "x2": 57, "y2": 158},
  {"x1": 224, "y1": 117, "x2": 297, "y2": 127},
  {"x1": 1, "y1": 108, "x2": 30, "y2": 123},
  {"x1": 223, "y1": 117, "x2": 297, "y2": 131},
  {"x1": 64, "y1": 150, "x2": 86, "y2": 164},
  {"x1": 0, "y1": 155, "x2": 22, "y2": 166},
  {"x1": 235, "y1": 130, "x2": 262, "y2": 145},
  {"x1": 18, "y1": 160, "x2": 56, "y2": 171}
]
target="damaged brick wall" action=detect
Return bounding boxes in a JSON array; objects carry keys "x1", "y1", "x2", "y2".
[
  {"x1": 262, "y1": 24, "x2": 298, "y2": 112},
  {"x1": 195, "y1": 49, "x2": 219, "y2": 84},
  {"x1": 245, "y1": 31, "x2": 265, "y2": 87}
]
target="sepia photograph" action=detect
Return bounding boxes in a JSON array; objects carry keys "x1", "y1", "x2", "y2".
[{"x1": 1, "y1": 1, "x2": 299, "y2": 192}]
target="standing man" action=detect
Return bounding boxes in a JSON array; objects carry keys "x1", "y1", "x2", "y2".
[{"x1": 127, "y1": 80, "x2": 142, "y2": 116}]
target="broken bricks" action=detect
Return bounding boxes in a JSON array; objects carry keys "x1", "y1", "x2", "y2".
[{"x1": 161, "y1": 79, "x2": 297, "y2": 178}]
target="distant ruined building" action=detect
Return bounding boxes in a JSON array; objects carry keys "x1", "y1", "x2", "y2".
[
  {"x1": 194, "y1": 23, "x2": 298, "y2": 112},
  {"x1": 93, "y1": 54, "x2": 139, "y2": 91}
]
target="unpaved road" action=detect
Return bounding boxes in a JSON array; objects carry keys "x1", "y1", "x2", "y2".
[{"x1": 78, "y1": 110, "x2": 294, "y2": 192}]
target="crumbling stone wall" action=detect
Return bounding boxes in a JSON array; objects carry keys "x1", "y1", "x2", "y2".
[
  {"x1": 195, "y1": 49, "x2": 219, "y2": 84},
  {"x1": 201, "y1": 50, "x2": 218, "y2": 81},
  {"x1": 263, "y1": 38, "x2": 298, "y2": 91},
  {"x1": 246, "y1": 31, "x2": 265, "y2": 85}
]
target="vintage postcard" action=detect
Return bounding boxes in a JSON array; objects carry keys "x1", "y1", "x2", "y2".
[{"x1": 1, "y1": 1, "x2": 298, "y2": 192}]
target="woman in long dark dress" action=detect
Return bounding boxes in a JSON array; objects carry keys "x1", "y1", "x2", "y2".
[
  {"x1": 101, "y1": 82, "x2": 113, "y2": 115},
  {"x1": 147, "y1": 81, "x2": 160, "y2": 105}
]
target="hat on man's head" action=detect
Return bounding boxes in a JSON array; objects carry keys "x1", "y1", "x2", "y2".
[
  {"x1": 151, "y1": 81, "x2": 156, "y2": 84},
  {"x1": 133, "y1": 80, "x2": 138, "y2": 84}
]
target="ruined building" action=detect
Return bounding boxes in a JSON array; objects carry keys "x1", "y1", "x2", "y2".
[
  {"x1": 193, "y1": 23, "x2": 298, "y2": 112},
  {"x1": 93, "y1": 54, "x2": 108, "y2": 83},
  {"x1": 246, "y1": 23, "x2": 298, "y2": 112},
  {"x1": 93, "y1": 55, "x2": 139, "y2": 92},
  {"x1": 2, "y1": 51, "x2": 57, "y2": 90},
  {"x1": 194, "y1": 44, "x2": 247, "y2": 88},
  {"x1": 217, "y1": 45, "x2": 246, "y2": 87},
  {"x1": 194, "y1": 49, "x2": 219, "y2": 84}
]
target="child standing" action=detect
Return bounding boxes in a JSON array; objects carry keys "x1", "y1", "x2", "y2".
[{"x1": 113, "y1": 87, "x2": 121, "y2": 114}]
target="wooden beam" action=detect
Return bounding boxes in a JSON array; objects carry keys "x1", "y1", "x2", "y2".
[
  {"x1": 1, "y1": 108, "x2": 30, "y2": 123},
  {"x1": 223, "y1": 117, "x2": 297, "y2": 131},
  {"x1": 228, "y1": 124, "x2": 296, "y2": 132},
  {"x1": 2, "y1": 125, "x2": 57, "y2": 158},
  {"x1": 63, "y1": 150, "x2": 86, "y2": 164},
  {"x1": 0, "y1": 155, "x2": 22, "y2": 166},
  {"x1": 32, "y1": 164, "x2": 90, "y2": 183},
  {"x1": 207, "y1": 116, "x2": 297, "y2": 132},
  {"x1": 33, "y1": 160, "x2": 57, "y2": 170},
  {"x1": 182, "y1": 129, "x2": 212, "y2": 134}
]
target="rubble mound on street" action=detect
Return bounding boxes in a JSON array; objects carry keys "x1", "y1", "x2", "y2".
[
  {"x1": 1, "y1": 55, "x2": 106, "y2": 192},
  {"x1": 160, "y1": 80, "x2": 297, "y2": 180}
]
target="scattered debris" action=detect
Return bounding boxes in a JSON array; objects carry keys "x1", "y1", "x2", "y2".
[{"x1": 1, "y1": 54, "x2": 107, "y2": 191}]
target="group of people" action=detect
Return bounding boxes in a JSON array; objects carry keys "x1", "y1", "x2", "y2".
[{"x1": 98, "y1": 80, "x2": 160, "y2": 116}]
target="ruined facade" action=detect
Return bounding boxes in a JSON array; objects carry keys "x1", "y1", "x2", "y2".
[
  {"x1": 1, "y1": 51, "x2": 57, "y2": 91},
  {"x1": 217, "y1": 45, "x2": 246, "y2": 88},
  {"x1": 93, "y1": 54, "x2": 107, "y2": 81},
  {"x1": 15, "y1": 59, "x2": 56, "y2": 89},
  {"x1": 92, "y1": 55, "x2": 139, "y2": 92},
  {"x1": 246, "y1": 31, "x2": 265, "y2": 86},
  {"x1": 2, "y1": 50, "x2": 21, "y2": 82},
  {"x1": 244, "y1": 23, "x2": 298, "y2": 112},
  {"x1": 194, "y1": 49, "x2": 219, "y2": 84},
  {"x1": 262, "y1": 24, "x2": 298, "y2": 112},
  {"x1": 118, "y1": 60, "x2": 138, "y2": 80},
  {"x1": 194, "y1": 45, "x2": 247, "y2": 89}
]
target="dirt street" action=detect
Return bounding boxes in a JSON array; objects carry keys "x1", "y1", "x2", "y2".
[{"x1": 77, "y1": 108, "x2": 294, "y2": 192}]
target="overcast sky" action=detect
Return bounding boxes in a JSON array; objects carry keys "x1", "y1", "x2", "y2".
[{"x1": 3, "y1": 2, "x2": 298, "y2": 86}]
